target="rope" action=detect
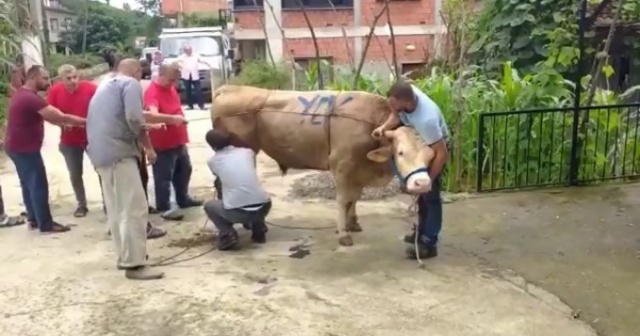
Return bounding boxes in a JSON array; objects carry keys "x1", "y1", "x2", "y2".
[
  {"x1": 149, "y1": 217, "x2": 215, "y2": 267},
  {"x1": 407, "y1": 195, "x2": 426, "y2": 269}
]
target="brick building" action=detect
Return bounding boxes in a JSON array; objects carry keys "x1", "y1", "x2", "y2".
[{"x1": 161, "y1": 0, "x2": 446, "y2": 76}]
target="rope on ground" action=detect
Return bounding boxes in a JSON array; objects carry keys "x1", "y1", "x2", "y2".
[
  {"x1": 150, "y1": 217, "x2": 215, "y2": 267},
  {"x1": 407, "y1": 195, "x2": 426, "y2": 270}
]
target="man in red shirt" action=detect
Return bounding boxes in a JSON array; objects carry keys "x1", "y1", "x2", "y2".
[
  {"x1": 47, "y1": 64, "x2": 96, "y2": 217},
  {"x1": 143, "y1": 64, "x2": 202, "y2": 215},
  {"x1": 4, "y1": 65, "x2": 86, "y2": 233}
]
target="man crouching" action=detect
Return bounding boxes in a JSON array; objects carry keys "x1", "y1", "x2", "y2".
[{"x1": 203, "y1": 129, "x2": 271, "y2": 250}]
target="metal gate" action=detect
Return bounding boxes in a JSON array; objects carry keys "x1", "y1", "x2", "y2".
[{"x1": 475, "y1": 104, "x2": 640, "y2": 192}]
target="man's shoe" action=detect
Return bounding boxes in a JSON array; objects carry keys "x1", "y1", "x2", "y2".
[
  {"x1": 146, "y1": 224, "x2": 167, "y2": 240},
  {"x1": 148, "y1": 206, "x2": 159, "y2": 215},
  {"x1": 217, "y1": 232, "x2": 239, "y2": 251},
  {"x1": 405, "y1": 244, "x2": 438, "y2": 260},
  {"x1": 73, "y1": 206, "x2": 89, "y2": 218},
  {"x1": 403, "y1": 224, "x2": 417, "y2": 243},
  {"x1": 125, "y1": 266, "x2": 164, "y2": 280},
  {"x1": 251, "y1": 231, "x2": 267, "y2": 244},
  {"x1": 179, "y1": 198, "x2": 204, "y2": 209}
]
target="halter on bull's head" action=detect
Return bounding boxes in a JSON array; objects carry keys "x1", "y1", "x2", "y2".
[{"x1": 366, "y1": 126, "x2": 435, "y2": 194}]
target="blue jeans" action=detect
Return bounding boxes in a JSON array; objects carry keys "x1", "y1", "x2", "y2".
[
  {"x1": 7, "y1": 151, "x2": 54, "y2": 231},
  {"x1": 151, "y1": 145, "x2": 193, "y2": 211},
  {"x1": 417, "y1": 174, "x2": 442, "y2": 247}
]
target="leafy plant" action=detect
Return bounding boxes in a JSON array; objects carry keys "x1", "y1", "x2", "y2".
[{"x1": 231, "y1": 59, "x2": 292, "y2": 90}]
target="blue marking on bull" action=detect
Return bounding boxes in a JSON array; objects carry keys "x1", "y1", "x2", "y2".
[{"x1": 298, "y1": 94, "x2": 353, "y2": 125}]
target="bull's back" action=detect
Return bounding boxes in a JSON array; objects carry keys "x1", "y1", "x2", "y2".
[
  {"x1": 211, "y1": 85, "x2": 271, "y2": 151},
  {"x1": 256, "y1": 89, "x2": 389, "y2": 171}
]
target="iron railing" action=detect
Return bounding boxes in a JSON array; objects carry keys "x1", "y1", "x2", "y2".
[{"x1": 476, "y1": 103, "x2": 640, "y2": 192}]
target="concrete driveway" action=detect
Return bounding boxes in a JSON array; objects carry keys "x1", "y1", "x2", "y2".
[{"x1": 0, "y1": 105, "x2": 599, "y2": 336}]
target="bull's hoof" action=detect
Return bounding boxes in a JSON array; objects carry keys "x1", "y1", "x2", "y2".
[
  {"x1": 338, "y1": 235, "x2": 354, "y2": 246},
  {"x1": 347, "y1": 222, "x2": 363, "y2": 232}
]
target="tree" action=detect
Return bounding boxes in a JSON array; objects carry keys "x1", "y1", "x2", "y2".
[{"x1": 59, "y1": 4, "x2": 131, "y2": 53}]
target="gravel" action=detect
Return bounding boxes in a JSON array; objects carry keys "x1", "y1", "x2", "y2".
[{"x1": 288, "y1": 171, "x2": 403, "y2": 200}]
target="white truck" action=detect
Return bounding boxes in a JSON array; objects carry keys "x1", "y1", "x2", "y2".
[{"x1": 158, "y1": 27, "x2": 234, "y2": 101}]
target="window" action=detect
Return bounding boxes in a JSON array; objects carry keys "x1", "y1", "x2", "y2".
[
  {"x1": 160, "y1": 36, "x2": 222, "y2": 58},
  {"x1": 233, "y1": 0, "x2": 263, "y2": 10},
  {"x1": 64, "y1": 18, "x2": 72, "y2": 29},
  {"x1": 50, "y1": 18, "x2": 59, "y2": 31},
  {"x1": 282, "y1": 0, "x2": 353, "y2": 9}
]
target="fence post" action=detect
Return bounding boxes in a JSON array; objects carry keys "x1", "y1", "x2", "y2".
[
  {"x1": 568, "y1": 0, "x2": 588, "y2": 186},
  {"x1": 475, "y1": 113, "x2": 486, "y2": 192}
]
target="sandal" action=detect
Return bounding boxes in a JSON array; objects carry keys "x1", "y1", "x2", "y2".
[{"x1": 0, "y1": 215, "x2": 26, "y2": 228}]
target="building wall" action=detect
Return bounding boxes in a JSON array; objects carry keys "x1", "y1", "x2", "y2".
[
  {"x1": 161, "y1": 0, "x2": 446, "y2": 75},
  {"x1": 45, "y1": 9, "x2": 75, "y2": 44},
  {"x1": 162, "y1": 0, "x2": 228, "y2": 15}
]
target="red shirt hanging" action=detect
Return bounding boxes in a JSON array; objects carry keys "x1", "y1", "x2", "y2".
[
  {"x1": 143, "y1": 81, "x2": 189, "y2": 151},
  {"x1": 47, "y1": 80, "x2": 96, "y2": 148}
]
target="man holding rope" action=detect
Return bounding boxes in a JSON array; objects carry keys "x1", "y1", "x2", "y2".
[
  {"x1": 372, "y1": 81, "x2": 449, "y2": 260},
  {"x1": 87, "y1": 59, "x2": 166, "y2": 280}
]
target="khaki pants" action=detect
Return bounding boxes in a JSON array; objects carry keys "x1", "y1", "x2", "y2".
[{"x1": 96, "y1": 158, "x2": 148, "y2": 268}]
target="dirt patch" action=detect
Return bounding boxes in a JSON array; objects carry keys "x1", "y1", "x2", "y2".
[
  {"x1": 289, "y1": 171, "x2": 403, "y2": 200},
  {"x1": 167, "y1": 231, "x2": 217, "y2": 248}
]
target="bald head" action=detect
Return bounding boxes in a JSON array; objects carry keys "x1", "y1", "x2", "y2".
[
  {"x1": 117, "y1": 58, "x2": 142, "y2": 80},
  {"x1": 156, "y1": 62, "x2": 181, "y2": 87}
]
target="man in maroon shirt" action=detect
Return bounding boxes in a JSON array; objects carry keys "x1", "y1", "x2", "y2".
[
  {"x1": 143, "y1": 64, "x2": 202, "y2": 216},
  {"x1": 47, "y1": 64, "x2": 97, "y2": 217},
  {"x1": 4, "y1": 65, "x2": 86, "y2": 233}
]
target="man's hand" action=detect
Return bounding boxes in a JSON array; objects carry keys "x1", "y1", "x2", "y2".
[
  {"x1": 62, "y1": 124, "x2": 84, "y2": 131},
  {"x1": 143, "y1": 123, "x2": 166, "y2": 130},
  {"x1": 168, "y1": 115, "x2": 187, "y2": 125},
  {"x1": 145, "y1": 149, "x2": 157, "y2": 165}
]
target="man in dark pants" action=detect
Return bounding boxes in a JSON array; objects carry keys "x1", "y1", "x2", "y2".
[
  {"x1": 204, "y1": 129, "x2": 271, "y2": 250},
  {"x1": 372, "y1": 81, "x2": 449, "y2": 259},
  {"x1": 4, "y1": 65, "x2": 86, "y2": 233},
  {"x1": 143, "y1": 64, "x2": 202, "y2": 216},
  {"x1": 176, "y1": 45, "x2": 209, "y2": 110},
  {"x1": 47, "y1": 64, "x2": 97, "y2": 217}
]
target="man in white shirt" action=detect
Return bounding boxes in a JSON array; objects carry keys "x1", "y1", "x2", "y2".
[
  {"x1": 204, "y1": 129, "x2": 271, "y2": 251},
  {"x1": 176, "y1": 45, "x2": 208, "y2": 110}
]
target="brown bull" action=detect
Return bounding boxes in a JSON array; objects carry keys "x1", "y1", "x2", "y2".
[{"x1": 210, "y1": 85, "x2": 434, "y2": 246}]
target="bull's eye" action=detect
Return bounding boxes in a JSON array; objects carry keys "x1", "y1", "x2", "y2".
[{"x1": 398, "y1": 150, "x2": 404, "y2": 156}]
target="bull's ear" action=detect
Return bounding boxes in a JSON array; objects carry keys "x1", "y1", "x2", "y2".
[{"x1": 367, "y1": 145, "x2": 393, "y2": 162}]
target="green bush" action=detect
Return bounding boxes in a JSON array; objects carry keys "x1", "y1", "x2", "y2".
[
  {"x1": 231, "y1": 59, "x2": 292, "y2": 90},
  {"x1": 235, "y1": 58, "x2": 638, "y2": 192},
  {"x1": 47, "y1": 53, "x2": 103, "y2": 77}
]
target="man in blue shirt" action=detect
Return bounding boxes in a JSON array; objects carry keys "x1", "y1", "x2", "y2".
[{"x1": 372, "y1": 81, "x2": 449, "y2": 259}]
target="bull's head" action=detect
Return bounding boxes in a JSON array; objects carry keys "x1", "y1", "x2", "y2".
[{"x1": 366, "y1": 126, "x2": 435, "y2": 194}]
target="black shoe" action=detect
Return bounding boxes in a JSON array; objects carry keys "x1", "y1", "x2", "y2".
[
  {"x1": 148, "y1": 206, "x2": 159, "y2": 214},
  {"x1": 217, "y1": 231, "x2": 239, "y2": 251},
  {"x1": 179, "y1": 198, "x2": 203, "y2": 209},
  {"x1": 405, "y1": 244, "x2": 438, "y2": 260},
  {"x1": 403, "y1": 224, "x2": 417, "y2": 243},
  {"x1": 73, "y1": 205, "x2": 89, "y2": 218},
  {"x1": 251, "y1": 231, "x2": 267, "y2": 244}
]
